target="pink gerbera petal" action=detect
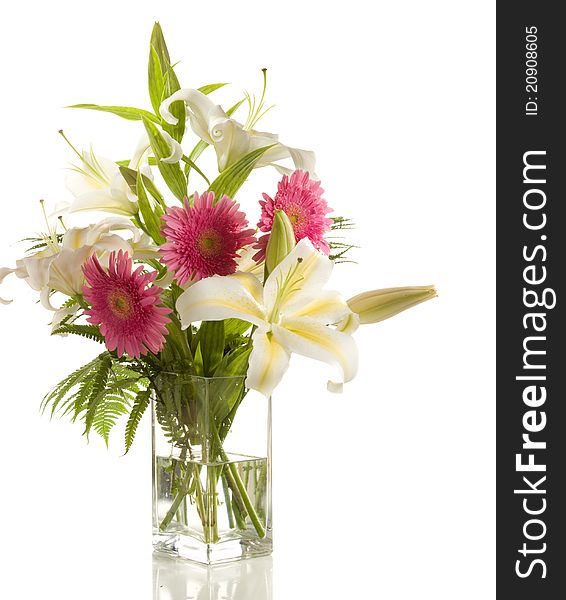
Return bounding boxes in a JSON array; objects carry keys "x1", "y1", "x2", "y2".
[
  {"x1": 160, "y1": 191, "x2": 256, "y2": 284},
  {"x1": 82, "y1": 250, "x2": 171, "y2": 358},
  {"x1": 253, "y1": 170, "x2": 333, "y2": 262}
]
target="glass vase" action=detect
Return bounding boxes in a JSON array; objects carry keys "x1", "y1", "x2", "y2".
[{"x1": 152, "y1": 373, "x2": 272, "y2": 564}]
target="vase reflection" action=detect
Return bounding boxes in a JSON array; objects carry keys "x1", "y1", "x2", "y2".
[{"x1": 153, "y1": 553, "x2": 273, "y2": 600}]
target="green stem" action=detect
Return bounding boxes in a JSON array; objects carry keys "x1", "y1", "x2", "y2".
[
  {"x1": 221, "y1": 472, "x2": 235, "y2": 529},
  {"x1": 232, "y1": 495, "x2": 247, "y2": 530},
  {"x1": 160, "y1": 464, "x2": 192, "y2": 531},
  {"x1": 210, "y1": 420, "x2": 265, "y2": 538},
  {"x1": 221, "y1": 447, "x2": 265, "y2": 538},
  {"x1": 205, "y1": 465, "x2": 219, "y2": 543}
]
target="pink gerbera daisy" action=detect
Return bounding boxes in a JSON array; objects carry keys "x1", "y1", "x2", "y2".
[
  {"x1": 160, "y1": 191, "x2": 256, "y2": 284},
  {"x1": 254, "y1": 170, "x2": 333, "y2": 262},
  {"x1": 82, "y1": 250, "x2": 171, "y2": 358}
]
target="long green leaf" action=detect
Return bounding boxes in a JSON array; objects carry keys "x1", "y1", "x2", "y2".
[
  {"x1": 149, "y1": 22, "x2": 186, "y2": 142},
  {"x1": 119, "y1": 165, "x2": 167, "y2": 210},
  {"x1": 67, "y1": 104, "x2": 160, "y2": 123},
  {"x1": 197, "y1": 83, "x2": 229, "y2": 95},
  {"x1": 142, "y1": 116, "x2": 187, "y2": 201},
  {"x1": 136, "y1": 171, "x2": 165, "y2": 244},
  {"x1": 208, "y1": 145, "x2": 275, "y2": 201},
  {"x1": 148, "y1": 45, "x2": 165, "y2": 116},
  {"x1": 199, "y1": 321, "x2": 225, "y2": 376}
]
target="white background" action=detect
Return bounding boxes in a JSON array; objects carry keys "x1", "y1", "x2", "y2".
[{"x1": 0, "y1": 1, "x2": 495, "y2": 598}]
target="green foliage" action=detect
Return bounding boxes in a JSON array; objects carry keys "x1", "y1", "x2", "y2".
[
  {"x1": 143, "y1": 116, "x2": 187, "y2": 201},
  {"x1": 136, "y1": 170, "x2": 166, "y2": 244},
  {"x1": 148, "y1": 22, "x2": 186, "y2": 142},
  {"x1": 329, "y1": 216, "x2": 357, "y2": 263},
  {"x1": 208, "y1": 145, "x2": 275, "y2": 201},
  {"x1": 119, "y1": 166, "x2": 167, "y2": 210},
  {"x1": 198, "y1": 321, "x2": 225, "y2": 376},
  {"x1": 67, "y1": 104, "x2": 160, "y2": 123},
  {"x1": 42, "y1": 352, "x2": 149, "y2": 448},
  {"x1": 125, "y1": 389, "x2": 151, "y2": 453},
  {"x1": 52, "y1": 324, "x2": 105, "y2": 343},
  {"x1": 197, "y1": 83, "x2": 229, "y2": 95}
]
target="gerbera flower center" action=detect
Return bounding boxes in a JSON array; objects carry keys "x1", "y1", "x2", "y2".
[
  {"x1": 286, "y1": 205, "x2": 306, "y2": 227},
  {"x1": 197, "y1": 228, "x2": 222, "y2": 257},
  {"x1": 108, "y1": 289, "x2": 133, "y2": 318}
]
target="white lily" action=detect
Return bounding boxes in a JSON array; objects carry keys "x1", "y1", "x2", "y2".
[
  {"x1": 1, "y1": 217, "x2": 158, "y2": 310},
  {"x1": 160, "y1": 88, "x2": 315, "y2": 174},
  {"x1": 176, "y1": 238, "x2": 358, "y2": 397},
  {"x1": 0, "y1": 267, "x2": 16, "y2": 304},
  {"x1": 66, "y1": 149, "x2": 138, "y2": 216}
]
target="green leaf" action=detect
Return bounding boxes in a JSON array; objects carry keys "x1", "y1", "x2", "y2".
[
  {"x1": 181, "y1": 155, "x2": 210, "y2": 185},
  {"x1": 41, "y1": 354, "x2": 103, "y2": 417},
  {"x1": 84, "y1": 354, "x2": 113, "y2": 437},
  {"x1": 52, "y1": 324, "x2": 105, "y2": 344},
  {"x1": 224, "y1": 319, "x2": 252, "y2": 338},
  {"x1": 148, "y1": 45, "x2": 165, "y2": 116},
  {"x1": 198, "y1": 321, "x2": 225, "y2": 376},
  {"x1": 208, "y1": 145, "x2": 275, "y2": 201},
  {"x1": 193, "y1": 343, "x2": 204, "y2": 377},
  {"x1": 136, "y1": 171, "x2": 165, "y2": 244},
  {"x1": 93, "y1": 398, "x2": 130, "y2": 448},
  {"x1": 227, "y1": 98, "x2": 245, "y2": 117},
  {"x1": 142, "y1": 116, "x2": 187, "y2": 201},
  {"x1": 119, "y1": 165, "x2": 167, "y2": 210},
  {"x1": 149, "y1": 22, "x2": 186, "y2": 142},
  {"x1": 67, "y1": 104, "x2": 160, "y2": 124},
  {"x1": 210, "y1": 347, "x2": 251, "y2": 421},
  {"x1": 197, "y1": 83, "x2": 229, "y2": 95},
  {"x1": 162, "y1": 66, "x2": 185, "y2": 143},
  {"x1": 125, "y1": 389, "x2": 151, "y2": 453}
]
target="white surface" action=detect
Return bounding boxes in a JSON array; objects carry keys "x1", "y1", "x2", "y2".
[{"x1": 0, "y1": 1, "x2": 495, "y2": 599}]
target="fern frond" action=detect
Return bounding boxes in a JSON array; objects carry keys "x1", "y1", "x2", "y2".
[
  {"x1": 92, "y1": 397, "x2": 131, "y2": 447},
  {"x1": 41, "y1": 354, "x2": 105, "y2": 416},
  {"x1": 52, "y1": 324, "x2": 105, "y2": 343},
  {"x1": 125, "y1": 389, "x2": 151, "y2": 453},
  {"x1": 331, "y1": 216, "x2": 356, "y2": 231},
  {"x1": 84, "y1": 353, "x2": 113, "y2": 437}
]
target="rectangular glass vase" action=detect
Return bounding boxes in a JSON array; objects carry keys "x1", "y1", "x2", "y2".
[{"x1": 152, "y1": 373, "x2": 272, "y2": 564}]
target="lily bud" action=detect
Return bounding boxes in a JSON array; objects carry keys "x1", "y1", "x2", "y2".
[
  {"x1": 264, "y1": 210, "x2": 296, "y2": 278},
  {"x1": 347, "y1": 285, "x2": 437, "y2": 324}
]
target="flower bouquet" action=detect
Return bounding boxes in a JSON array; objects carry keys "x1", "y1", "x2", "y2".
[{"x1": 0, "y1": 23, "x2": 435, "y2": 564}]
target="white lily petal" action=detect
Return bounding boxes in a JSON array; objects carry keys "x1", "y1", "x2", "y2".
[
  {"x1": 160, "y1": 89, "x2": 227, "y2": 145},
  {"x1": 236, "y1": 245, "x2": 264, "y2": 278},
  {"x1": 0, "y1": 267, "x2": 15, "y2": 304},
  {"x1": 67, "y1": 190, "x2": 137, "y2": 216},
  {"x1": 17, "y1": 254, "x2": 55, "y2": 290},
  {"x1": 286, "y1": 146, "x2": 317, "y2": 174},
  {"x1": 214, "y1": 119, "x2": 252, "y2": 171},
  {"x1": 335, "y1": 312, "x2": 361, "y2": 335},
  {"x1": 263, "y1": 238, "x2": 333, "y2": 317},
  {"x1": 48, "y1": 246, "x2": 93, "y2": 297},
  {"x1": 50, "y1": 303, "x2": 80, "y2": 331},
  {"x1": 160, "y1": 129, "x2": 184, "y2": 164},
  {"x1": 129, "y1": 134, "x2": 151, "y2": 171},
  {"x1": 246, "y1": 327, "x2": 291, "y2": 398},
  {"x1": 284, "y1": 290, "x2": 351, "y2": 325},
  {"x1": 275, "y1": 317, "x2": 358, "y2": 387},
  {"x1": 176, "y1": 273, "x2": 266, "y2": 330},
  {"x1": 40, "y1": 286, "x2": 57, "y2": 311}
]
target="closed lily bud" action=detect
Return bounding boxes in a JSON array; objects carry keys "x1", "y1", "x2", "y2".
[
  {"x1": 347, "y1": 285, "x2": 437, "y2": 324},
  {"x1": 265, "y1": 210, "x2": 296, "y2": 277}
]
